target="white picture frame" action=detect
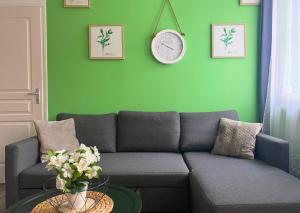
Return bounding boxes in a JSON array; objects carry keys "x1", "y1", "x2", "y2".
[
  {"x1": 240, "y1": 0, "x2": 261, "y2": 5},
  {"x1": 212, "y1": 24, "x2": 246, "y2": 58},
  {"x1": 89, "y1": 25, "x2": 124, "y2": 60},
  {"x1": 64, "y1": 0, "x2": 90, "y2": 8}
]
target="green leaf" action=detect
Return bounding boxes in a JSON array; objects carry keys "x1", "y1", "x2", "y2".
[{"x1": 47, "y1": 150, "x2": 54, "y2": 157}]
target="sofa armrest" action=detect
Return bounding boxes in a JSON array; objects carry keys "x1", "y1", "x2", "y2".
[
  {"x1": 5, "y1": 137, "x2": 39, "y2": 207},
  {"x1": 255, "y1": 133, "x2": 289, "y2": 173}
]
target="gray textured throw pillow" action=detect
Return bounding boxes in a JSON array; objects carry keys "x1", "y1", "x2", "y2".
[
  {"x1": 212, "y1": 118, "x2": 262, "y2": 160},
  {"x1": 34, "y1": 119, "x2": 80, "y2": 156}
]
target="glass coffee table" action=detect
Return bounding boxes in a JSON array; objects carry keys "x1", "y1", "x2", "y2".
[{"x1": 8, "y1": 184, "x2": 142, "y2": 213}]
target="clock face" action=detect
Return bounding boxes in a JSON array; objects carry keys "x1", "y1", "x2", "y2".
[{"x1": 151, "y1": 30, "x2": 186, "y2": 64}]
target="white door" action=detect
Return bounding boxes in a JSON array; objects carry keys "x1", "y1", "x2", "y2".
[{"x1": 0, "y1": 4, "x2": 47, "y2": 183}]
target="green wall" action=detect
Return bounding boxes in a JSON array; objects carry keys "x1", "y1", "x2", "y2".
[{"x1": 47, "y1": 0, "x2": 259, "y2": 121}]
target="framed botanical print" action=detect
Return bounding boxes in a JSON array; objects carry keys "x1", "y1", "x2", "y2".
[
  {"x1": 64, "y1": 0, "x2": 90, "y2": 8},
  {"x1": 240, "y1": 0, "x2": 261, "y2": 5},
  {"x1": 212, "y1": 24, "x2": 246, "y2": 58},
  {"x1": 89, "y1": 25, "x2": 124, "y2": 59}
]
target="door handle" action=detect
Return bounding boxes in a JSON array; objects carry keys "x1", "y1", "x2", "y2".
[{"x1": 27, "y1": 88, "x2": 40, "y2": 104}]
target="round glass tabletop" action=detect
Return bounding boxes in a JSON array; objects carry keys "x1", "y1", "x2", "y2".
[{"x1": 8, "y1": 184, "x2": 142, "y2": 213}]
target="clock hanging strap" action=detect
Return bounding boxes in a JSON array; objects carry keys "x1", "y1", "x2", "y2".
[{"x1": 152, "y1": 0, "x2": 185, "y2": 38}]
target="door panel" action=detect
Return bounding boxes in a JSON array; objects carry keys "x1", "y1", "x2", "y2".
[
  {"x1": 0, "y1": 7, "x2": 45, "y2": 183},
  {"x1": 0, "y1": 18, "x2": 31, "y2": 91},
  {"x1": 0, "y1": 100, "x2": 32, "y2": 114}
]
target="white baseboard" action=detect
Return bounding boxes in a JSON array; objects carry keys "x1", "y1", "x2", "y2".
[{"x1": 0, "y1": 164, "x2": 4, "y2": 183}]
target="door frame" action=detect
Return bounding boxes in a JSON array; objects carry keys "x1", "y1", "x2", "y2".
[{"x1": 0, "y1": 0, "x2": 48, "y2": 121}]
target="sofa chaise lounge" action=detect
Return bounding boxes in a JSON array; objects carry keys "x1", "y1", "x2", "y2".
[{"x1": 5, "y1": 110, "x2": 300, "y2": 213}]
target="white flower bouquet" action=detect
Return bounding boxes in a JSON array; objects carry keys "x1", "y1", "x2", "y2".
[{"x1": 45, "y1": 144, "x2": 102, "y2": 194}]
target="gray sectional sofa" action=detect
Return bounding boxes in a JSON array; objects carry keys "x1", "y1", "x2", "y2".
[{"x1": 5, "y1": 110, "x2": 300, "y2": 213}]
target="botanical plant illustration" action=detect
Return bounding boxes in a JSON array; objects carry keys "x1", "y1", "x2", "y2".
[
  {"x1": 97, "y1": 28, "x2": 113, "y2": 54},
  {"x1": 220, "y1": 27, "x2": 236, "y2": 49}
]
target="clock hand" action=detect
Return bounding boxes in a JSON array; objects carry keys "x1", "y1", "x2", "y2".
[{"x1": 160, "y1": 42, "x2": 174, "y2": 51}]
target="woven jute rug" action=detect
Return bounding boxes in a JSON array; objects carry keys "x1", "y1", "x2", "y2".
[{"x1": 31, "y1": 191, "x2": 113, "y2": 213}]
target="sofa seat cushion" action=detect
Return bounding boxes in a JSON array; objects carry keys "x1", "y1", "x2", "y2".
[
  {"x1": 100, "y1": 153, "x2": 189, "y2": 187},
  {"x1": 185, "y1": 152, "x2": 300, "y2": 213},
  {"x1": 20, "y1": 153, "x2": 189, "y2": 189},
  {"x1": 19, "y1": 163, "x2": 56, "y2": 189}
]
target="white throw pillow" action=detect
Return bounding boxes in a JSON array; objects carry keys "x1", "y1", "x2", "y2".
[{"x1": 34, "y1": 119, "x2": 80, "y2": 159}]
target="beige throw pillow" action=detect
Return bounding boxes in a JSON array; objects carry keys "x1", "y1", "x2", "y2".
[
  {"x1": 212, "y1": 118, "x2": 262, "y2": 160},
  {"x1": 34, "y1": 119, "x2": 80, "y2": 156}
]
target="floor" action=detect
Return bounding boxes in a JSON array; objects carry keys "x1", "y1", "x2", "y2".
[{"x1": 0, "y1": 185, "x2": 6, "y2": 213}]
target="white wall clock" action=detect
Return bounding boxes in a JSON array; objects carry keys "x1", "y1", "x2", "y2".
[{"x1": 151, "y1": 29, "x2": 186, "y2": 64}]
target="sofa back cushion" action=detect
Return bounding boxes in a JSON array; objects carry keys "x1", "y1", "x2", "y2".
[
  {"x1": 117, "y1": 111, "x2": 180, "y2": 152},
  {"x1": 57, "y1": 113, "x2": 117, "y2": 152},
  {"x1": 180, "y1": 110, "x2": 239, "y2": 152}
]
